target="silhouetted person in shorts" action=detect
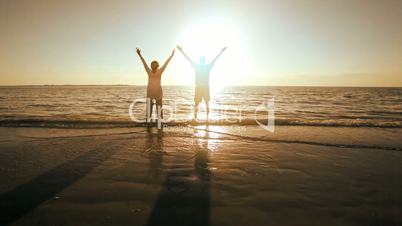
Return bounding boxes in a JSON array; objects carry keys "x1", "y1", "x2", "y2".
[
  {"x1": 177, "y1": 45, "x2": 227, "y2": 120},
  {"x1": 136, "y1": 48, "x2": 174, "y2": 123}
]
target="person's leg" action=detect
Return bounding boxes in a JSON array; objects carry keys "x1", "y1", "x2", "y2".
[
  {"x1": 155, "y1": 98, "x2": 163, "y2": 119},
  {"x1": 153, "y1": 98, "x2": 163, "y2": 129},
  {"x1": 194, "y1": 87, "x2": 201, "y2": 120},
  {"x1": 206, "y1": 100, "x2": 210, "y2": 120},
  {"x1": 149, "y1": 99, "x2": 155, "y2": 123},
  {"x1": 157, "y1": 104, "x2": 163, "y2": 119},
  {"x1": 156, "y1": 104, "x2": 163, "y2": 120},
  {"x1": 156, "y1": 104, "x2": 162, "y2": 129},
  {"x1": 204, "y1": 86, "x2": 211, "y2": 120},
  {"x1": 194, "y1": 101, "x2": 200, "y2": 120},
  {"x1": 146, "y1": 98, "x2": 152, "y2": 123}
]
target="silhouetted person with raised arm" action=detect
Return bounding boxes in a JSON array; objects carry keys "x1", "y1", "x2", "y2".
[
  {"x1": 177, "y1": 45, "x2": 227, "y2": 120},
  {"x1": 136, "y1": 48, "x2": 174, "y2": 124}
]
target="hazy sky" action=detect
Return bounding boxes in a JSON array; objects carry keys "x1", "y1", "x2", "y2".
[{"x1": 1, "y1": 0, "x2": 401, "y2": 86}]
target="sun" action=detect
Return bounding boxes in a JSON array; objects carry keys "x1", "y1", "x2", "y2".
[{"x1": 175, "y1": 18, "x2": 250, "y2": 90}]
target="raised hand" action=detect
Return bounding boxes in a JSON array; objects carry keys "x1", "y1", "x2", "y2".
[
  {"x1": 136, "y1": 48, "x2": 150, "y2": 72},
  {"x1": 159, "y1": 50, "x2": 175, "y2": 73},
  {"x1": 176, "y1": 45, "x2": 195, "y2": 66}
]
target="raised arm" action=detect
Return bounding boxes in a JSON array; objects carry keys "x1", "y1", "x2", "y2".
[
  {"x1": 210, "y1": 46, "x2": 227, "y2": 65},
  {"x1": 159, "y1": 50, "x2": 175, "y2": 73},
  {"x1": 136, "y1": 48, "x2": 151, "y2": 73},
  {"x1": 177, "y1": 45, "x2": 196, "y2": 67}
]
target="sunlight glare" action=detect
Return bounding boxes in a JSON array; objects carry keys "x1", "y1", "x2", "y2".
[{"x1": 176, "y1": 18, "x2": 251, "y2": 88}]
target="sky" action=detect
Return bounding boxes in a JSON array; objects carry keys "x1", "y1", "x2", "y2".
[{"x1": 0, "y1": 0, "x2": 401, "y2": 86}]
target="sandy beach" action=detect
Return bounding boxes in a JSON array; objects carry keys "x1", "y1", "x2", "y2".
[{"x1": 1, "y1": 125, "x2": 402, "y2": 226}]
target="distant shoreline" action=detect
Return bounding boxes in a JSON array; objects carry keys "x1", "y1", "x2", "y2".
[{"x1": 0, "y1": 85, "x2": 401, "y2": 88}]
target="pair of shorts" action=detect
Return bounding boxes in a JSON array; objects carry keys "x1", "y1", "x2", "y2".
[{"x1": 194, "y1": 85, "x2": 210, "y2": 103}]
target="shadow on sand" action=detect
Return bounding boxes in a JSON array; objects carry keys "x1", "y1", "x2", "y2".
[
  {"x1": 0, "y1": 140, "x2": 118, "y2": 225},
  {"x1": 146, "y1": 126, "x2": 211, "y2": 226}
]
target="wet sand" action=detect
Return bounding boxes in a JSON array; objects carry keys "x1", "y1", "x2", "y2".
[{"x1": 1, "y1": 125, "x2": 402, "y2": 226}]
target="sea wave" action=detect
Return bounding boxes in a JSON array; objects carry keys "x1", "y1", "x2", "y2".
[
  {"x1": 1, "y1": 86, "x2": 402, "y2": 129},
  {"x1": 0, "y1": 118, "x2": 401, "y2": 128}
]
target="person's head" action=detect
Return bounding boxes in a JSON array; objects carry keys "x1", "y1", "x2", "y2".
[
  {"x1": 151, "y1": 61, "x2": 159, "y2": 71},
  {"x1": 199, "y1": 56, "x2": 206, "y2": 65}
]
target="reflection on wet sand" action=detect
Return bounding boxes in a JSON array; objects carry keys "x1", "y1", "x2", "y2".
[
  {"x1": 146, "y1": 126, "x2": 211, "y2": 226},
  {"x1": 146, "y1": 128, "x2": 164, "y2": 182}
]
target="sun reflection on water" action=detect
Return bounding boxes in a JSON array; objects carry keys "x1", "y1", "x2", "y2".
[{"x1": 194, "y1": 125, "x2": 226, "y2": 152}]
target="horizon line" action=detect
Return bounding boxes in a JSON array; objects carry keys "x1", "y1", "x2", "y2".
[{"x1": 0, "y1": 84, "x2": 401, "y2": 88}]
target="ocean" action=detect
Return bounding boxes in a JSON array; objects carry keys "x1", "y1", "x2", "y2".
[{"x1": 0, "y1": 86, "x2": 401, "y2": 128}]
